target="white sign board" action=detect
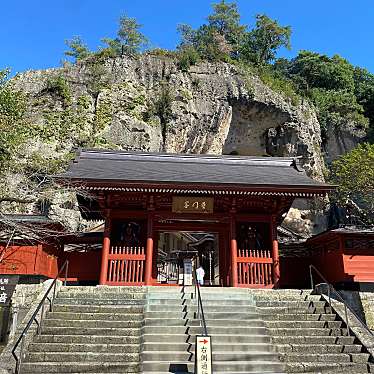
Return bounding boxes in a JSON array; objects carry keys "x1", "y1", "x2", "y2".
[
  {"x1": 195, "y1": 335, "x2": 212, "y2": 374},
  {"x1": 183, "y1": 258, "x2": 193, "y2": 286}
]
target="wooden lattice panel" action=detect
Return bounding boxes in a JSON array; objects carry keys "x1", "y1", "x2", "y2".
[
  {"x1": 106, "y1": 246, "x2": 145, "y2": 285},
  {"x1": 237, "y1": 249, "x2": 273, "y2": 288}
]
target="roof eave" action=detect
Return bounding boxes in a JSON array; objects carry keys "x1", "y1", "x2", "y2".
[{"x1": 58, "y1": 177, "x2": 335, "y2": 195}]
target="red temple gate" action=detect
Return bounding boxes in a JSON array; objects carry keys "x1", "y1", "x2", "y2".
[{"x1": 58, "y1": 150, "x2": 332, "y2": 288}]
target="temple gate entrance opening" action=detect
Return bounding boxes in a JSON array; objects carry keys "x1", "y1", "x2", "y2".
[{"x1": 156, "y1": 231, "x2": 219, "y2": 286}]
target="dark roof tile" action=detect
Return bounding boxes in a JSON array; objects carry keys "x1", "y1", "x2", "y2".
[{"x1": 58, "y1": 149, "x2": 332, "y2": 190}]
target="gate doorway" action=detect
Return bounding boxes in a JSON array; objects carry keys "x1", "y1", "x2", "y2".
[{"x1": 156, "y1": 231, "x2": 220, "y2": 286}]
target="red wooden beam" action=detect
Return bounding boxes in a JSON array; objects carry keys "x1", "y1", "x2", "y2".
[{"x1": 237, "y1": 256, "x2": 273, "y2": 264}]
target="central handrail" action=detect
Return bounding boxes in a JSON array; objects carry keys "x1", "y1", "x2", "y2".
[
  {"x1": 194, "y1": 269, "x2": 208, "y2": 336},
  {"x1": 309, "y1": 264, "x2": 374, "y2": 338},
  {"x1": 11, "y1": 260, "x2": 69, "y2": 374}
]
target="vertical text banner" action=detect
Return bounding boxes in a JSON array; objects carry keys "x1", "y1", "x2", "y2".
[
  {"x1": 0, "y1": 275, "x2": 19, "y2": 306},
  {"x1": 183, "y1": 258, "x2": 193, "y2": 286},
  {"x1": 195, "y1": 335, "x2": 212, "y2": 374}
]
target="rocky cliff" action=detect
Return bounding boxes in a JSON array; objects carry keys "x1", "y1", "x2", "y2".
[{"x1": 4, "y1": 54, "x2": 342, "y2": 234}]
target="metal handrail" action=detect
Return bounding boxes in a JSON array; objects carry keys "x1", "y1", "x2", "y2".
[
  {"x1": 309, "y1": 264, "x2": 374, "y2": 337},
  {"x1": 194, "y1": 269, "x2": 208, "y2": 336},
  {"x1": 11, "y1": 260, "x2": 69, "y2": 374}
]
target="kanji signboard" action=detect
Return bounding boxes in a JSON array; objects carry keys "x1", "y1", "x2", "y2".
[
  {"x1": 172, "y1": 197, "x2": 214, "y2": 214},
  {"x1": 195, "y1": 335, "x2": 212, "y2": 374},
  {"x1": 0, "y1": 275, "x2": 19, "y2": 306}
]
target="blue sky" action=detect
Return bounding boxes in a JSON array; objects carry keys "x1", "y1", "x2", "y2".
[{"x1": 1, "y1": 1, "x2": 373, "y2": 75}]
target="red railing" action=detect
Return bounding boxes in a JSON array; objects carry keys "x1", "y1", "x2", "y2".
[
  {"x1": 237, "y1": 249, "x2": 273, "y2": 288},
  {"x1": 106, "y1": 246, "x2": 145, "y2": 285}
]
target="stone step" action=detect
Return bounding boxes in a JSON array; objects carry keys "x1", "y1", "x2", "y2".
[
  {"x1": 252, "y1": 294, "x2": 321, "y2": 302},
  {"x1": 142, "y1": 333, "x2": 271, "y2": 344},
  {"x1": 25, "y1": 352, "x2": 138, "y2": 362},
  {"x1": 28, "y1": 342, "x2": 140, "y2": 353},
  {"x1": 276, "y1": 343, "x2": 362, "y2": 354},
  {"x1": 141, "y1": 342, "x2": 275, "y2": 352},
  {"x1": 43, "y1": 318, "x2": 143, "y2": 328},
  {"x1": 268, "y1": 327, "x2": 348, "y2": 336},
  {"x1": 272, "y1": 335, "x2": 355, "y2": 345},
  {"x1": 144, "y1": 311, "x2": 260, "y2": 320},
  {"x1": 26, "y1": 352, "x2": 139, "y2": 362},
  {"x1": 60, "y1": 286, "x2": 145, "y2": 293},
  {"x1": 149, "y1": 287, "x2": 250, "y2": 293},
  {"x1": 264, "y1": 320, "x2": 343, "y2": 329},
  {"x1": 261, "y1": 313, "x2": 337, "y2": 321},
  {"x1": 41, "y1": 326, "x2": 140, "y2": 336},
  {"x1": 257, "y1": 306, "x2": 333, "y2": 314},
  {"x1": 58, "y1": 292, "x2": 146, "y2": 300},
  {"x1": 143, "y1": 317, "x2": 264, "y2": 327},
  {"x1": 279, "y1": 352, "x2": 369, "y2": 363},
  {"x1": 141, "y1": 360, "x2": 284, "y2": 372},
  {"x1": 145, "y1": 305, "x2": 256, "y2": 313},
  {"x1": 140, "y1": 350, "x2": 280, "y2": 362},
  {"x1": 146, "y1": 298, "x2": 254, "y2": 306},
  {"x1": 147, "y1": 293, "x2": 253, "y2": 301},
  {"x1": 34, "y1": 334, "x2": 140, "y2": 344},
  {"x1": 55, "y1": 298, "x2": 145, "y2": 305},
  {"x1": 20, "y1": 362, "x2": 139, "y2": 373},
  {"x1": 48, "y1": 311, "x2": 143, "y2": 321},
  {"x1": 256, "y1": 300, "x2": 327, "y2": 308},
  {"x1": 285, "y1": 362, "x2": 372, "y2": 373},
  {"x1": 52, "y1": 304, "x2": 143, "y2": 313},
  {"x1": 142, "y1": 325, "x2": 267, "y2": 335}
]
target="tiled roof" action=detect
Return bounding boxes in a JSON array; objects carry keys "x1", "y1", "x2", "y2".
[{"x1": 58, "y1": 149, "x2": 333, "y2": 193}]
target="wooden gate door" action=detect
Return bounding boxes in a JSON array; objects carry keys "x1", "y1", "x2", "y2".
[
  {"x1": 237, "y1": 248, "x2": 274, "y2": 288},
  {"x1": 106, "y1": 245, "x2": 146, "y2": 285}
]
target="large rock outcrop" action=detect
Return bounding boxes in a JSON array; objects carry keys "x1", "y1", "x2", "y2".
[{"x1": 5, "y1": 54, "x2": 329, "y2": 234}]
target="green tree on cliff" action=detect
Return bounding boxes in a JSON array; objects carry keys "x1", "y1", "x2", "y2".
[
  {"x1": 285, "y1": 51, "x2": 355, "y2": 91},
  {"x1": 177, "y1": 0, "x2": 245, "y2": 62},
  {"x1": 64, "y1": 36, "x2": 91, "y2": 62},
  {"x1": 102, "y1": 14, "x2": 148, "y2": 56},
  {"x1": 353, "y1": 67, "x2": 374, "y2": 140},
  {"x1": 240, "y1": 14, "x2": 291, "y2": 65},
  {"x1": 207, "y1": 0, "x2": 246, "y2": 51},
  {"x1": 330, "y1": 143, "x2": 374, "y2": 224}
]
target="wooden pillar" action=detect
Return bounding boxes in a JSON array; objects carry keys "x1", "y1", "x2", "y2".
[
  {"x1": 144, "y1": 196, "x2": 154, "y2": 286},
  {"x1": 230, "y1": 200, "x2": 238, "y2": 287},
  {"x1": 218, "y1": 231, "x2": 226, "y2": 286},
  {"x1": 99, "y1": 210, "x2": 111, "y2": 285},
  {"x1": 271, "y1": 215, "x2": 280, "y2": 288}
]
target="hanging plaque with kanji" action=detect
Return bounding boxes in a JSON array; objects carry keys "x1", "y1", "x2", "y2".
[
  {"x1": 195, "y1": 335, "x2": 212, "y2": 374},
  {"x1": 172, "y1": 197, "x2": 213, "y2": 214},
  {"x1": 0, "y1": 275, "x2": 19, "y2": 306}
]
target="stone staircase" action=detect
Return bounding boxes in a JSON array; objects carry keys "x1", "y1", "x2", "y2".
[
  {"x1": 14, "y1": 285, "x2": 374, "y2": 374},
  {"x1": 20, "y1": 286, "x2": 146, "y2": 373},
  {"x1": 252, "y1": 289, "x2": 374, "y2": 373},
  {"x1": 141, "y1": 286, "x2": 284, "y2": 373}
]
